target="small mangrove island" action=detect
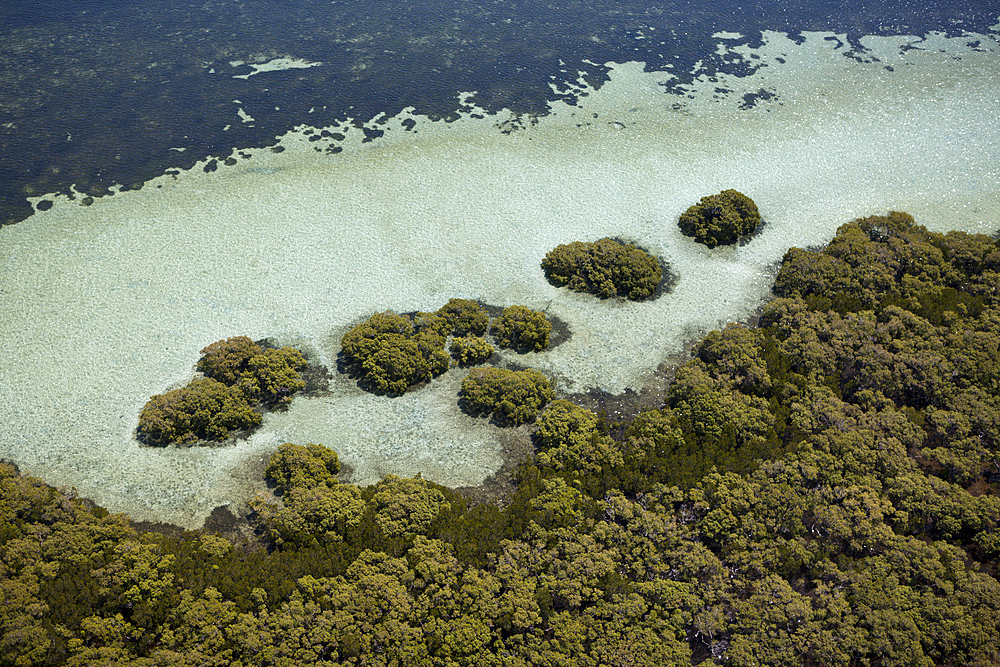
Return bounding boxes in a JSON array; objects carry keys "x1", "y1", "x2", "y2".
[
  {"x1": 340, "y1": 300, "x2": 553, "y2": 394},
  {"x1": 542, "y1": 237, "x2": 663, "y2": 300},
  {"x1": 678, "y1": 189, "x2": 761, "y2": 248}
]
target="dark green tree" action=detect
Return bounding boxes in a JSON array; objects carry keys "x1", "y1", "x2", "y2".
[
  {"x1": 542, "y1": 238, "x2": 662, "y2": 300},
  {"x1": 491, "y1": 305, "x2": 552, "y2": 352},
  {"x1": 678, "y1": 189, "x2": 761, "y2": 248}
]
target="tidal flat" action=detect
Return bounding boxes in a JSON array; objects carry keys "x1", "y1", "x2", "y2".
[{"x1": 1, "y1": 30, "x2": 999, "y2": 527}]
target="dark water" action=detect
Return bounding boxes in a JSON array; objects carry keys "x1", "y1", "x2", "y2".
[{"x1": 0, "y1": 0, "x2": 996, "y2": 225}]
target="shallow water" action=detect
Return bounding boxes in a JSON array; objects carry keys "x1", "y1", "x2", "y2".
[{"x1": 1, "y1": 12, "x2": 999, "y2": 526}]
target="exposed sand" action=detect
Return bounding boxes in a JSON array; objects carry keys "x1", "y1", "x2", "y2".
[{"x1": 1, "y1": 30, "x2": 998, "y2": 527}]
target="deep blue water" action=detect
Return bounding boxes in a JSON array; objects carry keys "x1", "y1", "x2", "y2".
[{"x1": 1, "y1": 0, "x2": 997, "y2": 225}]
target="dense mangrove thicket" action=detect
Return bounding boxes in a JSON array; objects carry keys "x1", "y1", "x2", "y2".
[
  {"x1": 2, "y1": 212, "x2": 1000, "y2": 666},
  {"x1": 542, "y1": 238, "x2": 663, "y2": 300}
]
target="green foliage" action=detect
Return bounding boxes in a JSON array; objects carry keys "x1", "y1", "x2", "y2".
[
  {"x1": 460, "y1": 367, "x2": 554, "y2": 424},
  {"x1": 9, "y1": 211, "x2": 1000, "y2": 667},
  {"x1": 435, "y1": 298, "x2": 490, "y2": 335},
  {"x1": 678, "y1": 189, "x2": 761, "y2": 248},
  {"x1": 449, "y1": 335, "x2": 494, "y2": 365},
  {"x1": 196, "y1": 336, "x2": 262, "y2": 385},
  {"x1": 251, "y1": 443, "x2": 365, "y2": 547},
  {"x1": 773, "y1": 211, "x2": 999, "y2": 315},
  {"x1": 619, "y1": 406, "x2": 702, "y2": 490},
  {"x1": 138, "y1": 337, "x2": 307, "y2": 446},
  {"x1": 137, "y1": 378, "x2": 261, "y2": 445},
  {"x1": 542, "y1": 237, "x2": 662, "y2": 300},
  {"x1": 340, "y1": 310, "x2": 449, "y2": 393},
  {"x1": 534, "y1": 399, "x2": 623, "y2": 477},
  {"x1": 251, "y1": 482, "x2": 366, "y2": 548},
  {"x1": 763, "y1": 214, "x2": 1000, "y2": 486},
  {"x1": 370, "y1": 475, "x2": 451, "y2": 538},
  {"x1": 491, "y1": 305, "x2": 552, "y2": 352},
  {"x1": 263, "y1": 443, "x2": 341, "y2": 494},
  {"x1": 237, "y1": 347, "x2": 307, "y2": 404}
]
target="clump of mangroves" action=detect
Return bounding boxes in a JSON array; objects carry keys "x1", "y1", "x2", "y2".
[
  {"x1": 678, "y1": 189, "x2": 761, "y2": 248},
  {"x1": 135, "y1": 221, "x2": 688, "y2": 444},
  {"x1": 135, "y1": 300, "x2": 561, "y2": 446},
  {"x1": 137, "y1": 336, "x2": 307, "y2": 445},
  {"x1": 339, "y1": 299, "x2": 553, "y2": 395},
  {"x1": 542, "y1": 237, "x2": 663, "y2": 300},
  {"x1": 460, "y1": 367, "x2": 555, "y2": 425},
  {"x1": 341, "y1": 299, "x2": 556, "y2": 422}
]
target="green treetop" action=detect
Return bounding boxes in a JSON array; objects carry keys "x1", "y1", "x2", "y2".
[
  {"x1": 678, "y1": 189, "x2": 761, "y2": 248},
  {"x1": 460, "y1": 366, "x2": 554, "y2": 424},
  {"x1": 340, "y1": 310, "x2": 449, "y2": 394},
  {"x1": 542, "y1": 237, "x2": 662, "y2": 300},
  {"x1": 137, "y1": 337, "x2": 307, "y2": 445},
  {"x1": 435, "y1": 298, "x2": 490, "y2": 335},
  {"x1": 491, "y1": 305, "x2": 552, "y2": 352}
]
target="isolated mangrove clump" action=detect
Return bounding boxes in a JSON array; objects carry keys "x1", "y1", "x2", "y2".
[
  {"x1": 460, "y1": 366, "x2": 554, "y2": 424},
  {"x1": 435, "y1": 298, "x2": 490, "y2": 336},
  {"x1": 492, "y1": 305, "x2": 552, "y2": 352},
  {"x1": 678, "y1": 189, "x2": 761, "y2": 248},
  {"x1": 137, "y1": 336, "x2": 307, "y2": 445},
  {"x1": 340, "y1": 311, "x2": 449, "y2": 394},
  {"x1": 542, "y1": 237, "x2": 662, "y2": 300},
  {"x1": 341, "y1": 300, "x2": 548, "y2": 394},
  {"x1": 450, "y1": 335, "x2": 495, "y2": 366}
]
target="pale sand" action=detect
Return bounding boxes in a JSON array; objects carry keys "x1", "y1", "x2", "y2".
[{"x1": 1, "y1": 30, "x2": 999, "y2": 527}]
